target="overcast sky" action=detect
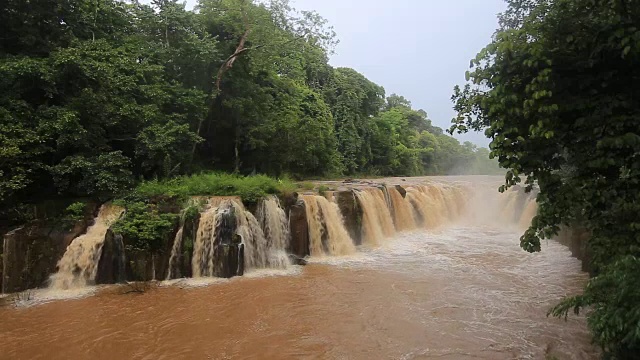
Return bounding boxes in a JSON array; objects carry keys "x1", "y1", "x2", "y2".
[{"x1": 180, "y1": 0, "x2": 507, "y2": 146}]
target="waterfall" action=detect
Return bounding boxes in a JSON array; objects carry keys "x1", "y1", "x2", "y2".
[
  {"x1": 301, "y1": 195, "x2": 356, "y2": 256},
  {"x1": 166, "y1": 221, "x2": 184, "y2": 280},
  {"x1": 192, "y1": 200, "x2": 244, "y2": 277},
  {"x1": 354, "y1": 188, "x2": 396, "y2": 246},
  {"x1": 518, "y1": 197, "x2": 538, "y2": 229},
  {"x1": 428, "y1": 185, "x2": 453, "y2": 220},
  {"x1": 235, "y1": 201, "x2": 269, "y2": 269},
  {"x1": 192, "y1": 197, "x2": 289, "y2": 278},
  {"x1": 406, "y1": 186, "x2": 440, "y2": 228},
  {"x1": 49, "y1": 204, "x2": 124, "y2": 290},
  {"x1": 115, "y1": 234, "x2": 126, "y2": 283},
  {"x1": 495, "y1": 187, "x2": 539, "y2": 228},
  {"x1": 192, "y1": 201, "x2": 228, "y2": 278},
  {"x1": 256, "y1": 195, "x2": 290, "y2": 269},
  {"x1": 500, "y1": 189, "x2": 519, "y2": 222},
  {"x1": 388, "y1": 187, "x2": 416, "y2": 231},
  {"x1": 407, "y1": 185, "x2": 447, "y2": 227}
]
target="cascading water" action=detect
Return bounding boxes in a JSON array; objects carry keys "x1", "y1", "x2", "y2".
[
  {"x1": 518, "y1": 196, "x2": 538, "y2": 229},
  {"x1": 255, "y1": 195, "x2": 290, "y2": 269},
  {"x1": 500, "y1": 189, "x2": 520, "y2": 222},
  {"x1": 301, "y1": 195, "x2": 356, "y2": 256},
  {"x1": 439, "y1": 186, "x2": 460, "y2": 218},
  {"x1": 354, "y1": 188, "x2": 396, "y2": 246},
  {"x1": 192, "y1": 200, "x2": 239, "y2": 277},
  {"x1": 49, "y1": 204, "x2": 124, "y2": 290},
  {"x1": 388, "y1": 187, "x2": 416, "y2": 231},
  {"x1": 166, "y1": 218, "x2": 185, "y2": 280},
  {"x1": 405, "y1": 186, "x2": 441, "y2": 228},
  {"x1": 192, "y1": 196, "x2": 290, "y2": 278},
  {"x1": 411, "y1": 185, "x2": 449, "y2": 227}
]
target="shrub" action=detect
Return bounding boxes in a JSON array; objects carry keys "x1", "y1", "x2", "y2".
[
  {"x1": 62, "y1": 201, "x2": 86, "y2": 223},
  {"x1": 317, "y1": 185, "x2": 331, "y2": 196},
  {"x1": 298, "y1": 181, "x2": 315, "y2": 191},
  {"x1": 135, "y1": 172, "x2": 295, "y2": 203},
  {"x1": 550, "y1": 255, "x2": 640, "y2": 357},
  {"x1": 112, "y1": 201, "x2": 178, "y2": 254}
]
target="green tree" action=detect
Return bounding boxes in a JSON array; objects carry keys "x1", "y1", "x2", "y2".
[
  {"x1": 324, "y1": 67, "x2": 385, "y2": 173},
  {"x1": 0, "y1": 0, "x2": 208, "y2": 223},
  {"x1": 451, "y1": 0, "x2": 640, "y2": 356}
]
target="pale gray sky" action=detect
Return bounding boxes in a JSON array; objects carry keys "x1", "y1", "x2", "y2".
[{"x1": 181, "y1": 0, "x2": 506, "y2": 146}]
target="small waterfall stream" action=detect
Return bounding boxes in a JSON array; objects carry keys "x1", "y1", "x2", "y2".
[
  {"x1": 518, "y1": 196, "x2": 538, "y2": 229},
  {"x1": 49, "y1": 204, "x2": 124, "y2": 290},
  {"x1": 301, "y1": 195, "x2": 356, "y2": 256},
  {"x1": 166, "y1": 222, "x2": 185, "y2": 280},
  {"x1": 354, "y1": 188, "x2": 396, "y2": 246},
  {"x1": 388, "y1": 187, "x2": 416, "y2": 231},
  {"x1": 256, "y1": 195, "x2": 290, "y2": 269}
]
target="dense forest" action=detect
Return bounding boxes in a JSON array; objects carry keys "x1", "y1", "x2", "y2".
[
  {"x1": 0, "y1": 0, "x2": 498, "y2": 226},
  {"x1": 452, "y1": 0, "x2": 640, "y2": 357}
]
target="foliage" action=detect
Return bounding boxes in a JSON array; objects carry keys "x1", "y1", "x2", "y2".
[
  {"x1": 299, "y1": 181, "x2": 315, "y2": 191},
  {"x1": 112, "y1": 201, "x2": 178, "y2": 254},
  {"x1": 0, "y1": 0, "x2": 500, "y2": 227},
  {"x1": 182, "y1": 198, "x2": 206, "y2": 221},
  {"x1": 61, "y1": 201, "x2": 87, "y2": 227},
  {"x1": 136, "y1": 172, "x2": 295, "y2": 203},
  {"x1": 317, "y1": 184, "x2": 330, "y2": 196},
  {"x1": 549, "y1": 256, "x2": 640, "y2": 357},
  {"x1": 450, "y1": 0, "x2": 640, "y2": 356}
]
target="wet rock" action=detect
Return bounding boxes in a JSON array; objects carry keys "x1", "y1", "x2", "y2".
[
  {"x1": 288, "y1": 254, "x2": 307, "y2": 265},
  {"x1": 394, "y1": 185, "x2": 407, "y2": 198},
  {"x1": 212, "y1": 210, "x2": 244, "y2": 278},
  {"x1": 1, "y1": 203, "x2": 98, "y2": 293},
  {"x1": 167, "y1": 212, "x2": 200, "y2": 280},
  {"x1": 554, "y1": 226, "x2": 593, "y2": 276},
  {"x1": 96, "y1": 230, "x2": 126, "y2": 284},
  {"x1": 215, "y1": 243, "x2": 244, "y2": 278},
  {"x1": 334, "y1": 190, "x2": 363, "y2": 246},
  {"x1": 288, "y1": 199, "x2": 309, "y2": 258},
  {"x1": 182, "y1": 212, "x2": 199, "y2": 278}
]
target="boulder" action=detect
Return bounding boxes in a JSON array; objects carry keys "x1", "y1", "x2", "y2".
[
  {"x1": 395, "y1": 185, "x2": 407, "y2": 198},
  {"x1": 95, "y1": 230, "x2": 126, "y2": 284},
  {"x1": 288, "y1": 254, "x2": 307, "y2": 265},
  {"x1": 288, "y1": 199, "x2": 310, "y2": 258},
  {"x1": 2, "y1": 214, "x2": 95, "y2": 293},
  {"x1": 212, "y1": 209, "x2": 244, "y2": 278}
]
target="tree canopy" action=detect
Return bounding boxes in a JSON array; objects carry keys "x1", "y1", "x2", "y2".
[
  {"x1": 451, "y1": 0, "x2": 640, "y2": 356},
  {"x1": 0, "y1": 0, "x2": 499, "y2": 227}
]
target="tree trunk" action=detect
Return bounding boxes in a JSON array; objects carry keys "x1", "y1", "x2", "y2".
[{"x1": 234, "y1": 130, "x2": 240, "y2": 174}]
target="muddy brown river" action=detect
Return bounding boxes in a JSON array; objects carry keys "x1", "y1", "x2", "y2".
[{"x1": 0, "y1": 225, "x2": 597, "y2": 359}]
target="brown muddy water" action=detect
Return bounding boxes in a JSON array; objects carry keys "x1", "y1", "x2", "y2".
[{"x1": 0, "y1": 226, "x2": 597, "y2": 360}]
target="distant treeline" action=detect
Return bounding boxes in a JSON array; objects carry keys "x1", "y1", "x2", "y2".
[{"x1": 0, "y1": 0, "x2": 499, "y2": 224}]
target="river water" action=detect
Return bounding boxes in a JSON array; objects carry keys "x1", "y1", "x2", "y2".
[{"x1": 0, "y1": 224, "x2": 597, "y2": 359}]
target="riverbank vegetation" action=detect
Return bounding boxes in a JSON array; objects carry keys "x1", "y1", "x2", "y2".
[
  {"x1": 135, "y1": 173, "x2": 297, "y2": 202},
  {"x1": 0, "y1": 0, "x2": 500, "y2": 227},
  {"x1": 451, "y1": 0, "x2": 640, "y2": 357}
]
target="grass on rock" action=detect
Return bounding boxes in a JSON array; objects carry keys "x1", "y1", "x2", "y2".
[{"x1": 135, "y1": 173, "x2": 297, "y2": 203}]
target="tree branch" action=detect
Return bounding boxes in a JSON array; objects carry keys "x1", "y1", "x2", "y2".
[{"x1": 215, "y1": 28, "x2": 251, "y2": 92}]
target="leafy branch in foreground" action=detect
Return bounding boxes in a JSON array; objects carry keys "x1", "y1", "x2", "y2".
[{"x1": 450, "y1": 0, "x2": 640, "y2": 357}]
